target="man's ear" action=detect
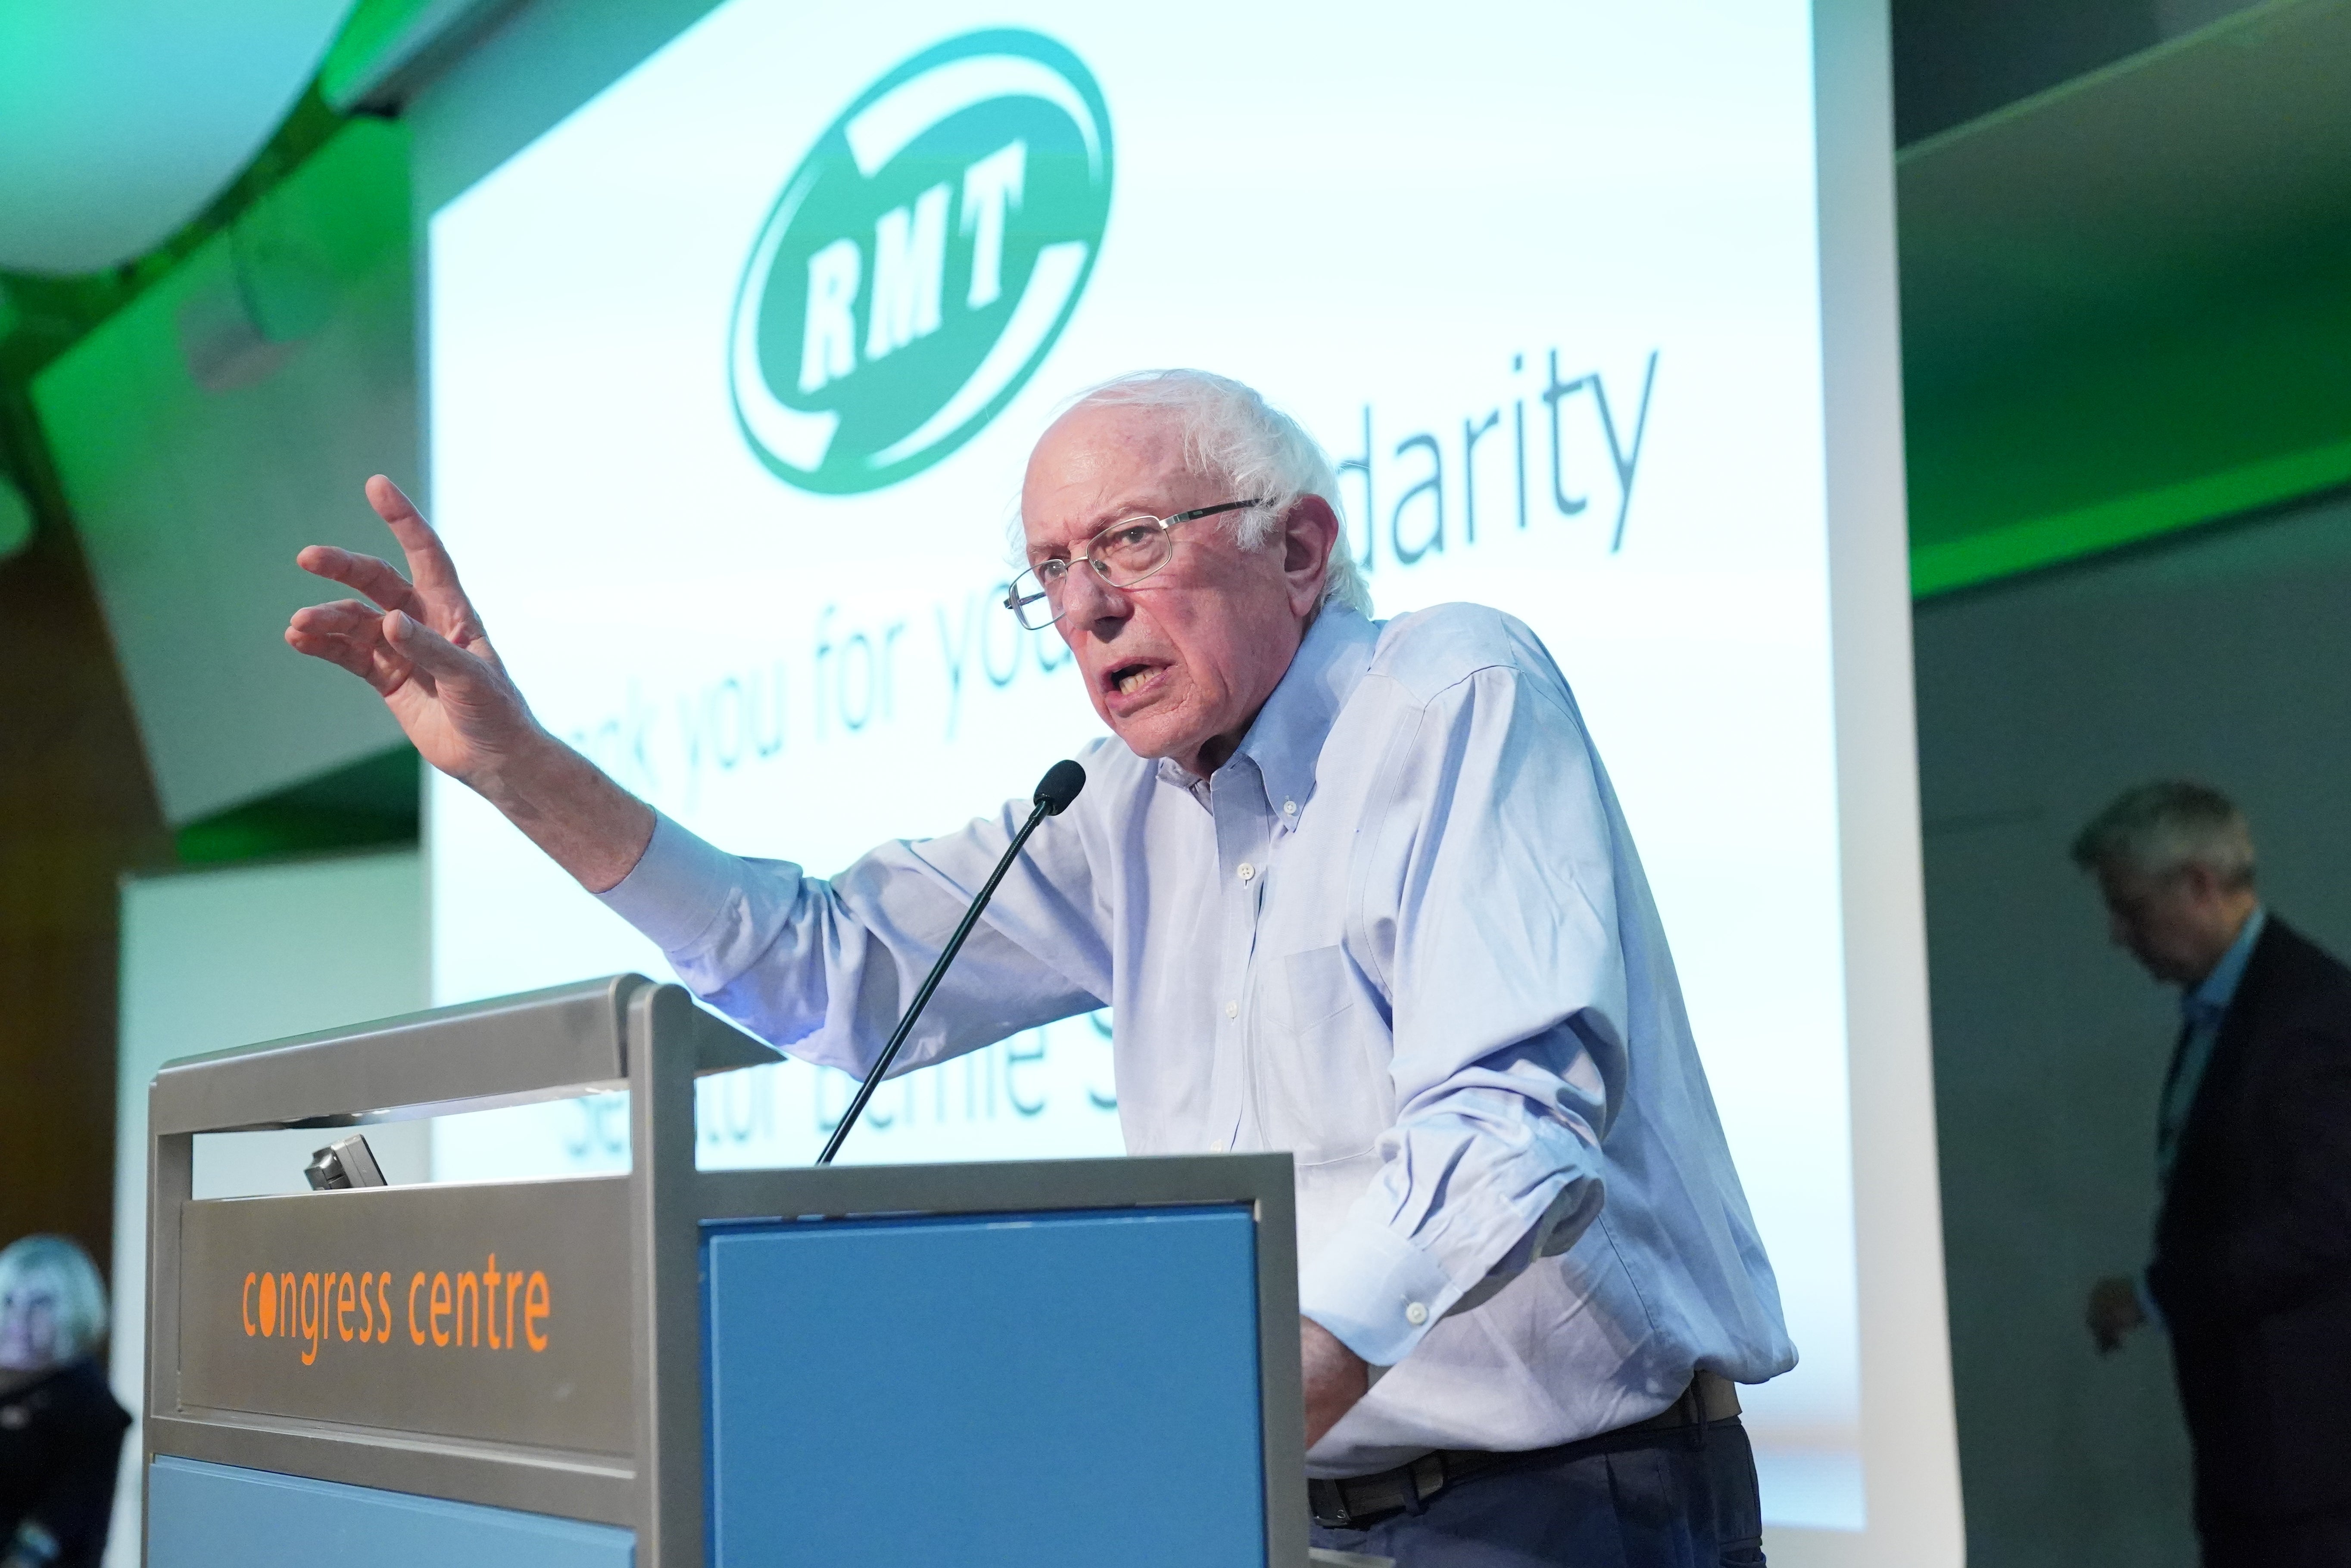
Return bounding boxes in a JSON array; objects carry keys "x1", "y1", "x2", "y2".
[{"x1": 1279, "y1": 495, "x2": 1341, "y2": 612}]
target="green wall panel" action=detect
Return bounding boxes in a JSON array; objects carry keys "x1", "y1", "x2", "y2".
[{"x1": 32, "y1": 119, "x2": 418, "y2": 824}]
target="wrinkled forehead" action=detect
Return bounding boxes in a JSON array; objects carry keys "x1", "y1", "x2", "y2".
[{"x1": 1020, "y1": 402, "x2": 1210, "y2": 547}]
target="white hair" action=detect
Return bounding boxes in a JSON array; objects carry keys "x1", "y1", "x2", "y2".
[
  {"x1": 2070, "y1": 781, "x2": 2257, "y2": 888},
  {"x1": 0, "y1": 1233, "x2": 110, "y2": 1364},
  {"x1": 1030, "y1": 368, "x2": 1372, "y2": 616}
]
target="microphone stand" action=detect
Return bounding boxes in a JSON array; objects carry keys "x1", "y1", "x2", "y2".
[{"x1": 815, "y1": 761, "x2": 1084, "y2": 1166}]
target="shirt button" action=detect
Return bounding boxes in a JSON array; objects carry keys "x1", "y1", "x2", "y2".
[
  {"x1": 1405, "y1": 1302, "x2": 1429, "y2": 1326},
  {"x1": 1225, "y1": 1001, "x2": 1238, "y2": 1018},
  {"x1": 1238, "y1": 862, "x2": 1255, "y2": 882},
  {"x1": 1283, "y1": 800, "x2": 1297, "y2": 815},
  {"x1": 1210, "y1": 1138, "x2": 1228, "y2": 1154}
]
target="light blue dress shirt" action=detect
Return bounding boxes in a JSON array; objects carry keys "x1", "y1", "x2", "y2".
[
  {"x1": 602, "y1": 602, "x2": 1796, "y2": 1475},
  {"x1": 2136, "y1": 903, "x2": 2266, "y2": 1328},
  {"x1": 2159, "y1": 904, "x2": 2267, "y2": 1190}
]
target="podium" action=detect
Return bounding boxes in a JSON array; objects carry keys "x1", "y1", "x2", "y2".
[{"x1": 141, "y1": 975, "x2": 1310, "y2": 1567}]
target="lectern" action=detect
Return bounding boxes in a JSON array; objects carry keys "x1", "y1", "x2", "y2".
[{"x1": 142, "y1": 975, "x2": 1310, "y2": 1567}]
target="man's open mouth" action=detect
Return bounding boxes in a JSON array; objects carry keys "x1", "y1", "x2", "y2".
[{"x1": 1107, "y1": 661, "x2": 1158, "y2": 697}]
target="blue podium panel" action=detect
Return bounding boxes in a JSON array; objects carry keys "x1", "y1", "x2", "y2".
[
  {"x1": 147, "y1": 1456, "x2": 635, "y2": 1568},
  {"x1": 703, "y1": 1206, "x2": 1266, "y2": 1568}
]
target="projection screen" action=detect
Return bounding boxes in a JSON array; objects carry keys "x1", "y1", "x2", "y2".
[{"x1": 408, "y1": 0, "x2": 1961, "y2": 1556}]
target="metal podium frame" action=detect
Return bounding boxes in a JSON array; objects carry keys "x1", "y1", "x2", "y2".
[{"x1": 144, "y1": 974, "x2": 1309, "y2": 1567}]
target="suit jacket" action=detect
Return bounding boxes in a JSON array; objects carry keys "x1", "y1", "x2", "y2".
[{"x1": 2147, "y1": 917, "x2": 2351, "y2": 1522}]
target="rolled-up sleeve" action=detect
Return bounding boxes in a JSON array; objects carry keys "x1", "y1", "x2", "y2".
[
  {"x1": 598, "y1": 796, "x2": 1107, "y2": 1078},
  {"x1": 1300, "y1": 660, "x2": 1626, "y2": 1366}
]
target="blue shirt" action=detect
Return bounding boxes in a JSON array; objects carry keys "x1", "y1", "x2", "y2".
[
  {"x1": 2159, "y1": 904, "x2": 2268, "y2": 1189},
  {"x1": 602, "y1": 602, "x2": 1795, "y2": 1475}
]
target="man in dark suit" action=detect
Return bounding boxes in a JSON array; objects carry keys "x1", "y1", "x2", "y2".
[{"x1": 2077, "y1": 781, "x2": 2351, "y2": 1568}]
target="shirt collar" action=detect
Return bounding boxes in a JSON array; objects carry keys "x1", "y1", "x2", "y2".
[
  {"x1": 1151, "y1": 605, "x2": 1381, "y2": 812},
  {"x1": 2185, "y1": 903, "x2": 2267, "y2": 1024}
]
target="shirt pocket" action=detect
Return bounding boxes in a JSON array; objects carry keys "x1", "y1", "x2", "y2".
[{"x1": 1250, "y1": 944, "x2": 1394, "y2": 1166}]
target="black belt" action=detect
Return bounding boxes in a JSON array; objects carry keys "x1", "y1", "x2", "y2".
[{"x1": 1308, "y1": 1371, "x2": 1743, "y2": 1531}]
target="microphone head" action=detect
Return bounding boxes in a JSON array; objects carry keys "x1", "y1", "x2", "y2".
[{"x1": 1033, "y1": 759, "x2": 1087, "y2": 816}]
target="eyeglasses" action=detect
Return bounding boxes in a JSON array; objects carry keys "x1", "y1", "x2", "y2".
[{"x1": 1004, "y1": 500, "x2": 1263, "y2": 630}]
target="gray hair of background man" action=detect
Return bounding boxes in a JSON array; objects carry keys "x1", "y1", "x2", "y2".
[
  {"x1": 0, "y1": 1232, "x2": 112, "y2": 1363},
  {"x1": 1024, "y1": 369, "x2": 1375, "y2": 618},
  {"x1": 2070, "y1": 780, "x2": 2257, "y2": 888}
]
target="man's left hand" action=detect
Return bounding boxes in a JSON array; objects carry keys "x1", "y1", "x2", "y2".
[{"x1": 1302, "y1": 1316, "x2": 1370, "y2": 1448}]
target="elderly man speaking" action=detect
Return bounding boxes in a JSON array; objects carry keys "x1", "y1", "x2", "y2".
[{"x1": 289, "y1": 369, "x2": 1793, "y2": 1565}]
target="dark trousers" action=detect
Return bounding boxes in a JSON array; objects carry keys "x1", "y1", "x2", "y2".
[
  {"x1": 2201, "y1": 1505, "x2": 2351, "y2": 1568},
  {"x1": 1309, "y1": 1417, "x2": 1767, "y2": 1567}
]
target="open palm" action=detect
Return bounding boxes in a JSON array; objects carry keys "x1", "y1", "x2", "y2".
[{"x1": 285, "y1": 475, "x2": 533, "y2": 784}]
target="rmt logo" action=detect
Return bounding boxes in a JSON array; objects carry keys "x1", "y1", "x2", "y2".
[{"x1": 728, "y1": 31, "x2": 1113, "y2": 495}]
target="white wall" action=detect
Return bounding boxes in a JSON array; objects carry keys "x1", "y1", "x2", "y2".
[{"x1": 106, "y1": 850, "x2": 427, "y2": 1568}]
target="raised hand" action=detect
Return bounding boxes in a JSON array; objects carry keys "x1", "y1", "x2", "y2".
[
  {"x1": 286, "y1": 475, "x2": 534, "y2": 785},
  {"x1": 286, "y1": 476, "x2": 653, "y2": 891}
]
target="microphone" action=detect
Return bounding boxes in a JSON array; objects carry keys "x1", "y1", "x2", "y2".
[
  {"x1": 1032, "y1": 757, "x2": 1085, "y2": 816},
  {"x1": 815, "y1": 759, "x2": 1088, "y2": 1165}
]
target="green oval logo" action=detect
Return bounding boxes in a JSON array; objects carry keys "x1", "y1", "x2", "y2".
[{"x1": 728, "y1": 30, "x2": 1113, "y2": 495}]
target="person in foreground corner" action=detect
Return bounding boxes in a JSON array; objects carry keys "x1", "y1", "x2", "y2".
[
  {"x1": 2077, "y1": 783, "x2": 2351, "y2": 1568},
  {"x1": 288, "y1": 368, "x2": 1793, "y2": 1566},
  {"x1": 0, "y1": 1235, "x2": 132, "y2": 1568}
]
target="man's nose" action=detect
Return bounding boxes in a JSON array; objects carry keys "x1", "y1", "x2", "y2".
[{"x1": 1060, "y1": 563, "x2": 1131, "y2": 628}]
